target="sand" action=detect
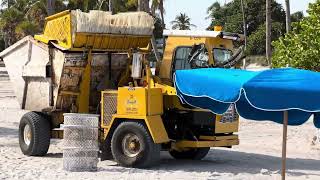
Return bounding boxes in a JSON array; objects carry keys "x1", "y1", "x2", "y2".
[{"x1": 0, "y1": 65, "x2": 320, "y2": 180}]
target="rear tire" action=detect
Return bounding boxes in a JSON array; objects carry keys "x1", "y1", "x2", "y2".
[
  {"x1": 169, "y1": 147, "x2": 210, "y2": 160},
  {"x1": 111, "y1": 122, "x2": 160, "y2": 168},
  {"x1": 19, "y1": 112, "x2": 50, "y2": 156}
]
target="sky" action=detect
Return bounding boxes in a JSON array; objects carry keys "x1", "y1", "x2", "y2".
[{"x1": 164, "y1": 0, "x2": 316, "y2": 30}]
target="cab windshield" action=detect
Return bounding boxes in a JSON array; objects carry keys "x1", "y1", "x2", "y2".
[{"x1": 213, "y1": 48, "x2": 233, "y2": 64}]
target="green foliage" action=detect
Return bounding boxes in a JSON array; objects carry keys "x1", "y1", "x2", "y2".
[
  {"x1": 272, "y1": 0, "x2": 320, "y2": 71},
  {"x1": 154, "y1": 15, "x2": 163, "y2": 38},
  {"x1": 207, "y1": 0, "x2": 286, "y2": 56},
  {"x1": 247, "y1": 22, "x2": 284, "y2": 55},
  {"x1": 171, "y1": 13, "x2": 196, "y2": 30},
  {"x1": 207, "y1": 0, "x2": 285, "y2": 35},
  {"x1": 291, "y1": 11, "x2": 304, "y2": 23}
]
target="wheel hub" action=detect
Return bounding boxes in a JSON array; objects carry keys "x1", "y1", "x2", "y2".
[
  {"x1": 23, "y1": 124, "x2": 32, "y2": 146},
  {"x1": 122, "y1": 133, "x2": 141, "y2": 157}
]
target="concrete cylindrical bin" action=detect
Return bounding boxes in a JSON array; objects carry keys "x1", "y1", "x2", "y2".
[{"x1": 63, "y1": 113, "x2": 100, "y2": 172}]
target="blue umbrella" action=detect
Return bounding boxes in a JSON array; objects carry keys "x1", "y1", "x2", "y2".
[{"x1": 174, "y1": 67, "x2": 320, "y2": 179}]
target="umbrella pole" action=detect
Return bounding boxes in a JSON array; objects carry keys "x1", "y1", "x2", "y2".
[{"x1": 281, "y1": 111, "x2": 288, "y2": 180}]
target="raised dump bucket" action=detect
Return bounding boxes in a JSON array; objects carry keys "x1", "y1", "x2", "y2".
[
  {"x1": 34, "y1": 10, "x2": 154, "y2": 51},
  {"x1": 63, "y1": 113, "x2": 99, "y2": 172},
  {"x1": 0, "y1": 10, "x2": 153, "y2": 114}
]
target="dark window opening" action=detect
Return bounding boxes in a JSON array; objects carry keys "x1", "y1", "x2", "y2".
[{"x1": 172, "y1": 46, "x2": 192, "y2": 74}]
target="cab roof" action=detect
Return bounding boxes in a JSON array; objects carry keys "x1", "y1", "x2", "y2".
[{"x1": 163, "y1": 30, "x2": 244, "y2": 41}]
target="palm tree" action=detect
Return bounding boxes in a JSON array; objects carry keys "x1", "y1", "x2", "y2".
[
  {"x1": 171, "y1": 13, "x2": 196, "y2": 30},
  {"x1": 266, "y1": 0, "x2": 271, "y2": 66},
  {"x1": 151, "y1": 0, "x2": 165, "y2": 29}
]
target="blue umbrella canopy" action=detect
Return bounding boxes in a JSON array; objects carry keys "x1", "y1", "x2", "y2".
[{"x1": 174, "y1": 68, "x2": 320, "y2": 128}]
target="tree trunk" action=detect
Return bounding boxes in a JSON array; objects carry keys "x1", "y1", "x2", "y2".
[
  {"x1": 138, "y1": 0, "x2": 160, "y2": 61},
  {"x1": 266, "y1": 0, "x2": 272, "y2": 66},
  {"x1": 285, "y1": 0, "x2": 291, "y2": 33},
  {"x1": 138, "y1": 0, "x2": 142, "y2": 11},
  {"x1": 109, "y1": 0, "x2": 114, "y2": 14},
  {"x1": 47, "y1": 0, "x2": 56, "y2": 16},
  {"x1": 159, "y1": 0, "x2": 165, "y2": 29},
  {"x1": 144, "y1": 0, "x2": 150, "y2": 12},
  {"x1": 240, "y1": 0, "x2": 247, "y2": 69},
  {"x1": 138, "y1": 0, "x2": 150, "y2": 12}
]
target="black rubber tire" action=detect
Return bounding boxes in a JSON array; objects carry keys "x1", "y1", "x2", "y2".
[
  {"x1": 169, "y1": 147, "x2": 210, "y2": 160},
  {"x1": 19, "y1": 112, "x2": 51, "y2": 156},
  {"x1": 100, "y1": 137, "x2": 113, "y2": 161},
  {"x1": 111, "y1": 122, "x2": 160, "y2": 168}
]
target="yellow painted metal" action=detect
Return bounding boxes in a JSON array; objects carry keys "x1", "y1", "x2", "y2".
[
  {"x1": 214, "y1": 26, "x2": 223, "y2": 31},
  {"x1": 144, "y1": 115, "x2": 170, "y2": 143},
  {"x1": 101, "y1": 85, "x2": 169, "y2": 143},
  {"x1": 34, "y1": 10, "x2": 72, "y2": 49},
  {"x1": 34, "y1": 10, "x2": 151, "y2": 51},
  {"x1": 173, "y1": 139, "x2": 239, "y2": 148},
  {"x1": 199, "y1": 135, "x2": 238, "y2": 141},
  {"x1": 77, "y1": 49, "x2": 92, "y2": 113},
  {"x1": 104, "y1": 114, "x2": 170, "y2": 143},
  {"x1": 159, "y1": 36, "x2": 234, "y2": 83},
  {"x1": 215, "y1": 115, "x2": 239, "y2": 133},
  {"x1": 73, "y1": 33, "x2": 151, "y2": 51},
  {"x1": 146, "y1": 66, "x2": 152, "y2": 116},
  {"x1": 154, "y1": 83, "x2": 176, "y2": 95},
  {"x1": 117, "y1": 87, "x2": 163, "y2": 116}
]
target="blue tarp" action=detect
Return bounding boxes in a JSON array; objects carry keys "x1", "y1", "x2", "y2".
[{"x1": 174, "y1": 68, "x2": 320, "y2": 128}]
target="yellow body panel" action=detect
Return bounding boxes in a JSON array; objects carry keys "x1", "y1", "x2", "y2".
[
  {"x1": 199, "y1": 135, "x2": 238, "y2": 141},
  {"x1": 34, "y1": 10, "x2": 72, "y2": 49},
  {"x1": 173, "y1": 139, "x2": 239, "y2": 148},
  {"x1": 34, "y1": 10, "x2": 151, "y2": 51},
  {"x1": 77, "y1": 49, "x2": 92, "y2": 113},
  {"x1": 101, "y1": 86, "x2": 169, "y2": 143},
  {"x1": 73, "y1": 33, "x2": 151, "y2": 51},
  {"x1": 103, "y1": 114, "x2": 170, "y2": 143},
  {"x1": 215, "y1": 115, "x2": 239, "y2": 133},
  {"x1": 117, "y1": 87, "x2": 163, "y2": 116},
  {"x1": 159, "y1": 36, "x2": 234, "y2": 83}
]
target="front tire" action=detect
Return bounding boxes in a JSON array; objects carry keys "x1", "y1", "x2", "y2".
[
  {"x1": 169, "y1": 147, "x2": 210, "y2": 160},
  {"x1": 19, "y1": 112, "x2": 51, "y2": 156},
  {"x1": 111, "y1": 122, "x2": 160, "y2": 168}
]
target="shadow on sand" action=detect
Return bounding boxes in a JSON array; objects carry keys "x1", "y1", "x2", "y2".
[
  {"x1": 156, "y1": 149, "x2": 320, "y2": 176},
  {"x1": 0, "y1": 126, "x2": 18, "y2": 137},
  {"x1": 98, "y1": 149, "x2": 320, "y2": 177}
]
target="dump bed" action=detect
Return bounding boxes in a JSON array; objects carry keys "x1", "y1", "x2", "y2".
[
  {"x1": 0, "y1": 10, "x2": 154, "y2": 112},
  {"x1": 34, "y1": 10, "x2": 154, "y2": 51},
  {"x1": 0, "y1": 36, "x2": 128, "y2": 112}
]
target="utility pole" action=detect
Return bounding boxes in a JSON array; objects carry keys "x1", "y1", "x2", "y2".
[
  {"x1": 47, "y1": 0, "x2": 56, "y2": 16},
  {"x1": 240, "y1": 0, "x2": 247, "y2": 69},
  {"x1": 266, "y1": 0, "x2": 271, "y2": 66},
  {"x1": 285, "y1": 0, "x2": 291, "y2": 33}
]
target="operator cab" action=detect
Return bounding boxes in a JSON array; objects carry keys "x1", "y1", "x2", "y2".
[{"x1": 158, "y1": 29, "x2": 244, "y2": 84}]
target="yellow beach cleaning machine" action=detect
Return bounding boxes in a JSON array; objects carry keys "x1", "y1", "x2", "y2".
[{"x1": 0, "y1": 10, "x2": 240, "y2": 168}]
